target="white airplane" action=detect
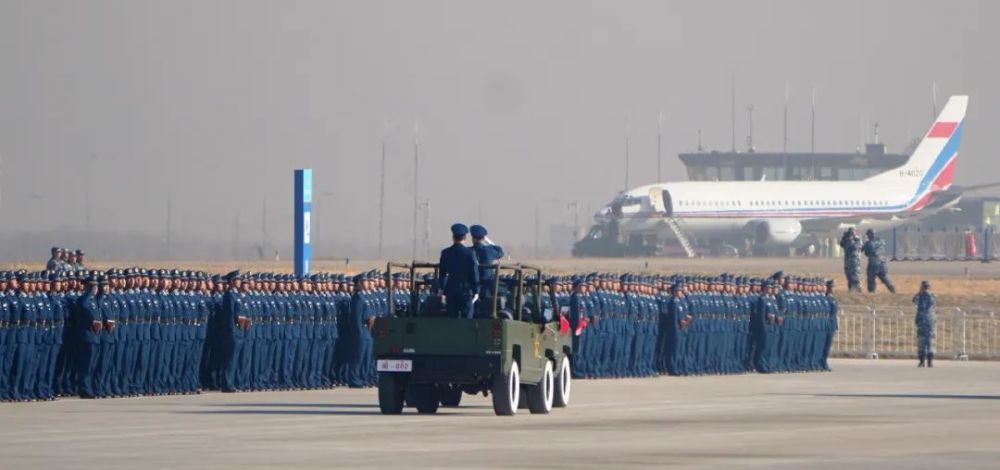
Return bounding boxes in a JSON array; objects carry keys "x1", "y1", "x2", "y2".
[{"x1": 588, "y1": 95, "x2": 996, "y2": 253}]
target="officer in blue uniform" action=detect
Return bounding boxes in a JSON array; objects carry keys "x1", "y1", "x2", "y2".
[
  {"x1": 217, "y1": 271, "x2": 243, "y2": 392},
  {"x1": 438, "y1": 223, "x2": 480, "y2": 319},
  {"x1": 346, "y1": 273, "x2": 374, "y2": 388},
  {"x1": 470, "y1": 224, "x2": 504, "y2": 316},
  {"x1": 74, "y1": 277, "x2": 102, "y2": 398}
]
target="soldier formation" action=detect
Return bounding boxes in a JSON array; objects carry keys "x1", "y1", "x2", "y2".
[
  {"x1": 567, "y1": 271, "x2": 839, "y2": 378},
  {"x1": 1, "y1": 262, "x2": 841, "y2": 402},
  {"x1": 0, "y1": 268, "x2": 378, "y2": 402},
  {"x1": 2, "y1": 228, "x2": 944, "y2": 403}
]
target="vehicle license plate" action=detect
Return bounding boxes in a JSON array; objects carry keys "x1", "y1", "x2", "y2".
[{"x1": 376, "y1": 359, "x2": 413, "y2": 372}]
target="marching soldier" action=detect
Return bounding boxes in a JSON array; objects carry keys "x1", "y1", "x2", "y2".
[{"x1": 862, "y1": 229, "x2": 896, "y2": 293}]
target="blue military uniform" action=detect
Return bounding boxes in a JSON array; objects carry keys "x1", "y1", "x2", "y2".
[
  {"x1": 470, "y1": 225, "x2": 504, "y2": 298},
  {"x1": 74, "y1": 278, "x2": 102, "y2": 398},
  {"x1": 439, "y1": 224, "x2": 480, "y2": 319}
]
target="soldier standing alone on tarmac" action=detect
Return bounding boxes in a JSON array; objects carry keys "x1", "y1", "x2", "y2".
[
  {"x1": 838, "y1": 228, "x2": 863, "y2": 292},
  {"x1": 862, "y1": 229, "x2": 896, "y2": 293},
  {"x1": 913, "y1": 281, "x2": 936, "y2": 368}
]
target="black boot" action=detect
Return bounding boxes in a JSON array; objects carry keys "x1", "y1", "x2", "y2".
[
  {"x1": 918, "y1": 353, "x2": 925, "y2": 368},
  {"x1": 927, "y1": 353, "x2": 934, "y2": 368}
]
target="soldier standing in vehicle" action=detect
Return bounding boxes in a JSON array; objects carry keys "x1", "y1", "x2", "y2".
[
  {"x1": 470, "y1": 224, "x2": 504, "y2": 315},
  {"x1": 913, "y1": 281, "x2": 936, "y2": 368},
  {"x1": 438, "y1": 223, "x2": 480, "y2": 319},
  {"x1": 839, "y1": 228, "x2": 863, "y2": 292},
  {"x1": 862, "y1": 229, "x2": 896, "y2": 293}
]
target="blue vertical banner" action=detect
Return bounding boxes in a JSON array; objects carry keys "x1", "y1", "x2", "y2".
[{"x1": 294, "y1": 169, "x2": 313, "y2": 276}]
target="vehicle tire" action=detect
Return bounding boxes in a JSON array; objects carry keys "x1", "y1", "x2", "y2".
[
  {"x1": 491, "y1": 361, "x2": 520, "y2": 416},
  {"x1": 439, "y1": 385, "x2": 463, "y2": 407},
  {"x1": 409, "y1": 384, "x2": 440, "y2": 414},
  {"x1": 553, "y1": 356, "x2": 571, "y2": 408},
  {"x1": 526, "y1": 360, "x2": 554, "y2": 414},
  {"x1": 378, "y1": 373, "x2": 405, "y2": 415}
]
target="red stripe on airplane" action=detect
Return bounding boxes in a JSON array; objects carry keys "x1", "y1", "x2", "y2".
[
  {"x1": 930, "y1": 155, "x2": 957, "y2": 191},
  {"x1": 927, "y1": 121, "x2": 958, "y2": 138}
]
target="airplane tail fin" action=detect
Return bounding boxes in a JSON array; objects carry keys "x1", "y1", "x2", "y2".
[{"x1": 866, "y1": 95, "x2": 967, "y2": 196}]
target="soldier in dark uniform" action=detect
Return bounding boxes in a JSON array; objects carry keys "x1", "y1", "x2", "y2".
[
  {"x1": 438, "y1": 223, "x2": 480, "y2": 319},
  {"x1": 862, "y1": 229, "x2": 896, "y2": 293},
  {"x1": 46, "y1": 248, "x2": 63, "y2": 271},
  {"x1": 913, "y1": 280, "x2": 936, "y2": 367},
  {"x1": 73, "y1": 250, "x2": 87, "y2": 272},
  {"x1": 839, "y1": 228, "x2": 863, "y2": 292}
]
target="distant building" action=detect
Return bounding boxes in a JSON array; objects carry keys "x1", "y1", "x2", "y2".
[{"x1": 678, "y1": 143, "x2": 909, "y2": 182}]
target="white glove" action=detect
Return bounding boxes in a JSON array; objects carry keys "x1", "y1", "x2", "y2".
[
  {"x1": 472, "y1": 294, "x2": 480, "y2": 304},
  {"x1": 483, "y1": 236, "x2": 494, "y2": 246}
]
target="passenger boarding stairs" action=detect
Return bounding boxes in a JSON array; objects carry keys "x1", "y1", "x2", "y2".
[{"x1": 665, "y1": 217, "x2": 696, "y2": 258}]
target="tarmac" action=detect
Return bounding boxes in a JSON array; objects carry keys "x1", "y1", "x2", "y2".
[{"x1": 2, "y1": 359, "x2": 999, "y2": 469}]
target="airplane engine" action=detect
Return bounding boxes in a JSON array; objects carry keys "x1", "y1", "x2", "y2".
[{"x1": 752, "y1": 219, "x2": 803, "y2": 246}]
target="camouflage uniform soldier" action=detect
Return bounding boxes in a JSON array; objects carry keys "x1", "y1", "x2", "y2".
[
  {"x1": 862, "y1": 229, "x2": 896, "y2": 293},
  {"x1": 913, "y1": 281, "x2": 936, "y2": 368},
  {"x1": 838, "y1": 228, "x2": 863, "y2": 292}
]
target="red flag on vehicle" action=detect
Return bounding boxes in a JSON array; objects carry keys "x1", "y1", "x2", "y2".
[
  {"x1": 558, "y1": 313, "x2": 570, "y2": 336},
  {"x1": 575, "y1": 317, "x2": 589, "y2": 336}
]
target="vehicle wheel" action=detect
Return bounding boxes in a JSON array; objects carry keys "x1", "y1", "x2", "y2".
[
  {"x1": 378, "y1": 373, "x2": 405, "y2": 415},
  {"x1": 553, "y1": 356, "x2": 571, "y2": 408},
  {"x1": 491, "y1": 361, "x2": 520, "y2": 416},
  {"x1": 409, "y1": 384, "x2": 440, "y2": 414},
  {"x1": 439, "y1": 385, "x2": 463, "y2": 407},
  {"x1": 526, "y1": 360, "x2": 554, "y2": 414}
]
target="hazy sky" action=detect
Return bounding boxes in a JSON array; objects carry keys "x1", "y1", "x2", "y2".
[{"x1": 1, "y1": 0, "x2": 997, "y2": 259}]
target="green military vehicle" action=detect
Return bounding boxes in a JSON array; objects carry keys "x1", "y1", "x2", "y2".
[{"x1": 373, "y1": 262, "x2": 573, "y2": 416}]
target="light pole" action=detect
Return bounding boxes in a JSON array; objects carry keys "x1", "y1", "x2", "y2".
[
  {"x1": 412, "y1": 121, "x2": 420, "y2": 260},
  {"x1": 379, "y1": 136, "x2": 387, "y2": 259}
]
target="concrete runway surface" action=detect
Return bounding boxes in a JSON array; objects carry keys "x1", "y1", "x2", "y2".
[{"x1": 2, "y1": 359, "x2": 999, "y2": 469}]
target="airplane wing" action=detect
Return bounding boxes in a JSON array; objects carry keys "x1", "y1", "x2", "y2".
[
  {"x1": 935, "y1": 181, "x2": 1000, "y2": 197},
  {"x1": 802, "y1": 191, "x2": 966, "y2": 232},
  {"x1": 803, "y1": 180, "x2": 1000, "y2": 232}
]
